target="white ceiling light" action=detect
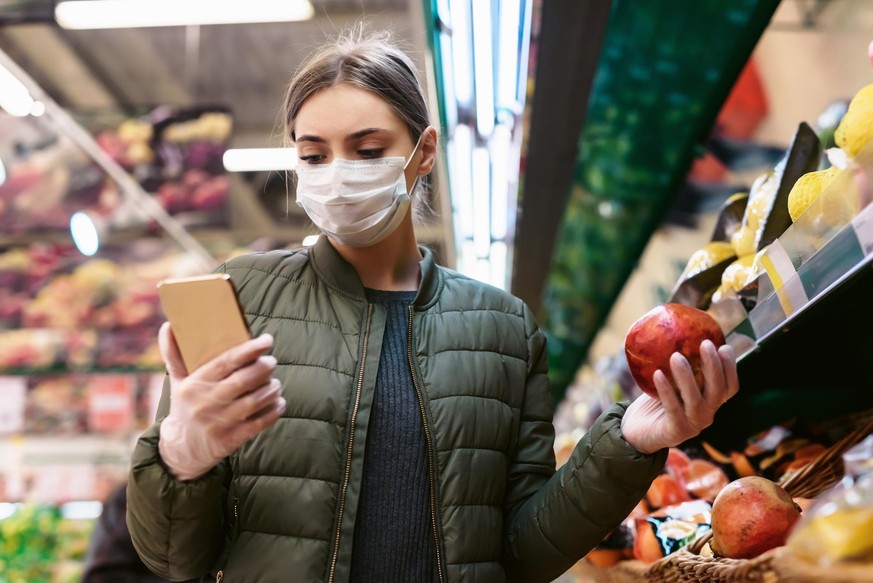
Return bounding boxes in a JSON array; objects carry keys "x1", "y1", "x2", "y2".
[
  {"x1": 55, "y1": 0, "x2": 315, "y2": 29},
  {"x1": 222, "y1": 147, "x2": 298, "y2": 172},
  {"x1": 301, "y1": 235, "x2": 319, "y2": 247},
  {"x1": 0, "y1": 63, "x2": 35, "y2": 117},
  {"x1": 70, "y1": 211, "x2": 102, "y2": 257}
]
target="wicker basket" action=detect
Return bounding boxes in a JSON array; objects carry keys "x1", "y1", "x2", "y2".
[{"x1": 576, "y1": 411, "x2": 873, "y2": 583}]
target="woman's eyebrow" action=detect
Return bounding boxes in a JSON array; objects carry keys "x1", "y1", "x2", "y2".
[
  {"x1": 295, "y1": 134, "x2": 324, "y2": 144},
  {"x1": 347, "y1": 128, "x2": 392, "y2": 140}
]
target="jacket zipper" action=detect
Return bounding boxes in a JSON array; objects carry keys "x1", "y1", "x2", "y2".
[
  {"x1": 327, "y1": 303, "x2": 373, "y2": 583},
  {"x1": 407, "y1": 306, "x2": 446, "y2": 583},
  {"x1": 215, "y1": 497, "x2": 240, "y2": 582}
]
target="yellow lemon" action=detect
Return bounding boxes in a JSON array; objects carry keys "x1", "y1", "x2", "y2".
[
  {"x1": 721, "y1": 254, "x2": 757, "y2": 293},
  {"x1": 835, "y1": 83, "x2": 873, "y2": 158},
  {"x1": 731, "y1": 226, "x2": 757, "y2": 257},
  {"x1": 681, "y1": 241, "x2": 736, "y2": 278},
  {"x1": 787, "y1": 167, "x2": 840, "y2": 222}
]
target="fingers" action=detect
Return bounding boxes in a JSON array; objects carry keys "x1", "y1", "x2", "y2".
[
  {"x1": 227, "y1": 397, "x2": 287, "y2": 445},
  {"x1": 192, "y1": 334, "x2": 275, "y2": 383},
  {"x1": 718, "y1": 344, "x2": 740, "y2": 401},
  {"x1": 212, "y1": 354, "x2": 278, "y2": 402},
  {"x1": 653, "y1": 369, "x2": 682, "y2": 417},
  {"x1": 700, "y1": 340, "x2": 727, "y2": 407},
  {"x1": 158, "y1": 322, "x2": 189, "y2": 378},
  {"x1": 223, "y1": 378, "x2": 283, "y2": 423},
  {"x1": 669, "y1": 352, "x2": 710, "y2": 424}
]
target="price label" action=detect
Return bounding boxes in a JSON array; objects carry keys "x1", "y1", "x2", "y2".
[
  {"x1": 852, "y1": 202, "x2": 873, "y2": 257},
  {"x1": 0, "y1": 377, "x2": 26, "y2": 435}
]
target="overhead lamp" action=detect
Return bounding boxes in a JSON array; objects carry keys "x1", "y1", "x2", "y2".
[
  {"x1": 301, "y1": 235, "x2": 319, "y2": 247},
  {"x1": 0, "y1": 62, "x2": 36, "y2": 117},
  {"x1": 70, "y1": 211, "x2": 103, "y2": 257},
  {"x1": 222, "y1": 148, "x2": 297, "y2": 172},
  {"x1": 55, "y1": 0, "x2": 315, "y2": 29}
]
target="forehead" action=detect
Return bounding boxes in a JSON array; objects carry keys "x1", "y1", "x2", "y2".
[{"x1": 295, "y1": 83, "x2": 407, "y2": 138}]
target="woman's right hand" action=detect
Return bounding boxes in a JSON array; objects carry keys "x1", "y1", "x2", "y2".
[{"x1": 156, "y1": 322, "x2": 286, "y2": 481}]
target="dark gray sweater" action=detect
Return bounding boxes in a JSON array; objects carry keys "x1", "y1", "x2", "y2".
[{"x1": 349, "y1": 289, "x2": 436, "y2": 582}]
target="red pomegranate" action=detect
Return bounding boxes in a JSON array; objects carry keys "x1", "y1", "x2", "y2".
[{"x1": 625, "y1": 303, "x2": 725, "y2": 397}]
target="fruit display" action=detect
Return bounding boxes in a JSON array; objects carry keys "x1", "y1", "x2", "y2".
[
  {"x1": 624, "y1": 303, "x2": 726, "y2": 397},
  {"x1": 0, "y1": 241, "x2": 187, "y2": 372},
  {"x1": 91, "y1": 106, "x2": 233, "y2": 228},
  {"x1": 0, "y1": 504, "x2": 94, "y2": 583}
]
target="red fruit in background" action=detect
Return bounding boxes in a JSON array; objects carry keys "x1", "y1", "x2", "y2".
[
  {"x1": 710, "y1": 476, "x2": 802, "y2": 559},
  {"x1": 646, "y1": 474, "x2": 691, "y2": 509},
  {"x1": 624, "y1": 303, "x2": 726, "y2": 397}
]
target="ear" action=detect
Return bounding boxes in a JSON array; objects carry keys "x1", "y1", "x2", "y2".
[{"x1": 416, "y1": 126, "x2": 439, "y2": 176}]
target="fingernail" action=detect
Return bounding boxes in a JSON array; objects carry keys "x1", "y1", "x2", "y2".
[
  {"x1": 278, "y1": 397, "x2": 287, "y2": 412},
  {"x1": 262, "y1": 355, "x2": 277, "y2": 368},
  {"x1": 270, "y1": 378, "x2": 282, "y2": 390},
  {"x1": 256, "y1": 333, "x2": 273, "y2": 346},
  {"x1": 701, "y1": 339, "x2": 713, "y2": 351}
]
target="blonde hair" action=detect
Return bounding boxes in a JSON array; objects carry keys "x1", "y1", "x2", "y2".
[{"x1": 282, "y1": 30, "x2": 435, "y2": 220}]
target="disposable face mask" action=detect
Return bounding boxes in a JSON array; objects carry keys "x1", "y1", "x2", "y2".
[{"x1": 294, "y1": 136, "x2": 422, "y2": 247}]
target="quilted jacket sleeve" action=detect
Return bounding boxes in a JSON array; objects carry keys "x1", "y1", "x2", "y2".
[
  {"x1": 127, "y1": 375, "x2": 229, "y2": 582},
  {"x1": 501, "y1": 305, "x2": 667, "y2": 582}
]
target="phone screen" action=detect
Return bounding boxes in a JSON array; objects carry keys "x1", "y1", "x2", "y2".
[{"x1": 157, "y1": 274, "x2": 252, "y2": 372}]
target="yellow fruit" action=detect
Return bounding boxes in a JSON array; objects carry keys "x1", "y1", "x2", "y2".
[
  {"x1": 787, "y1": 167, "x2": 840, "y2": 222},
  {"x1": 835, "y1": 83, "x2": 873, "y2": 158},
  {"x1": 681, "y1": 242, "x2": 736, "y2": 279},
  {"x1": 731, "y1": 226, "x2": 757, "y2": 257},
  {"x1": 788, "y1": 507, "x2": 873, "y2": 563},
  {"x1": 721, "y1": 254, "x2": 757, "y2": 293}
]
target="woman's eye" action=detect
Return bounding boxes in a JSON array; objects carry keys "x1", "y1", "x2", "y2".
[
  {"x1": 298, "y1": 154, "x2": 325, "y2": 164},
  {"x1": 358, "y1": 149, "x2": 384, "y2": 158}
]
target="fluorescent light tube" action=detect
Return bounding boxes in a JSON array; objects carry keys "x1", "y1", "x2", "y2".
[
  {"x1": 223, "y1": 148, "x2": 298, "y2": 172},
  {"x1": 449, "y1": 0, "x2": 473, "y2": 106},
  {"x1": 472, "y1": 147, "x2": 491, "y2": 258},
  {"x1": 497, "y1": 0, "x2": 521, "y2": 111},
  {"x1": 55, "y1": 0, "x2": 314, "y2": 29},
  {"x1": 472, "y1": 1, "x2": 495, "y2": 137},
  {"x1": 0, "y1": 62, "x2": 35, "y2": 117},
  {"x1": 449, "y1": 125, "x2": 474, "y2": 240}
]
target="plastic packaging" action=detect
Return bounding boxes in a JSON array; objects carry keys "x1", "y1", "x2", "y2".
[{"x1": 786, "y1": 434, "x2": 873, "y2": 566}]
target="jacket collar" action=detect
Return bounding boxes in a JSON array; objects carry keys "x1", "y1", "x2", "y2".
[{"x1": 309, "y1": 235, "x2": 441, "y2": 308}]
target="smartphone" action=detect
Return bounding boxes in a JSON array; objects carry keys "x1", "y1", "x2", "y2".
[{"x1": 157, "y1": 273, "x2": 252, "y2": 373}]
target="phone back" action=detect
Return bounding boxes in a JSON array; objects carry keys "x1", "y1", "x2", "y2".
[{"x1": 157, "y1": 274, "x2": 251, "y2": 373}]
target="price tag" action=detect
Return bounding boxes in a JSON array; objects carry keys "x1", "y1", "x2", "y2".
[
  {"x1": 0, "y1": 377, "x2": 26, "y2": 435},
  {"x1": 852, "y1": 202, "x2": 873, "y2": 257}
]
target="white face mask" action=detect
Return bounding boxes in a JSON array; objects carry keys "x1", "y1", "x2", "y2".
[{"x1": 294, "y1": 136, "x2": 422, "y2": 248}]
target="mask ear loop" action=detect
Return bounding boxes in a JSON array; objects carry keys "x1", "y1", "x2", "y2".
[{"x1": 404, "y1": 132, "x2": 426, "y2": 195}]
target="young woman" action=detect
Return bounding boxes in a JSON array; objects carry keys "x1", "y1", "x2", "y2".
[{"x1": 127, "y1": 32, "x2": 739, "y2": 583}]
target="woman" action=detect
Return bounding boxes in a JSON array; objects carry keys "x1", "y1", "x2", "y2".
[{"x1": 127, "y1": 31, "x2": 738, "y2": 583}]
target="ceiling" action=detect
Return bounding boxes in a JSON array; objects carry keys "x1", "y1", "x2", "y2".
[{"x1": 0, "y1": 0, "x2": 447, "y2": 249}]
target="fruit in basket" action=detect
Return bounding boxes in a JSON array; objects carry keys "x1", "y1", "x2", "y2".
[
  {"x1": 625, "y1": 303, "x2": 726, "y2": 397},
  {"x1": 710, "y1": 476, "x2": 802, "y2": 559},
  {"x1": 646, "y1": 473, "x2": 691, "y2": 509},
  {"x1": 680, "y1": 458, "x2": 730, "y2": 501}
]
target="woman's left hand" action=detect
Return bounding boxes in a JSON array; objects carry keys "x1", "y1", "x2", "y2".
[{"x1": 621, "y1": 340, "x2": 739, "y2": 454}]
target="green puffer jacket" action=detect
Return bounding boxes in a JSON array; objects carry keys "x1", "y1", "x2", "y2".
[{"x1": 127, "y1": 236, "x2": 666, "y2": 583}]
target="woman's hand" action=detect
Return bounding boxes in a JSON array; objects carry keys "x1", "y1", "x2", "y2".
[
  {"x1": 157, "y1": 322, "x2": 286, "y2": 481},
  {"x1": 621, "y1": 340, "x2": 739, "y2": 454}
]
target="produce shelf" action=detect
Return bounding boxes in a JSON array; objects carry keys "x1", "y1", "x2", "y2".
[{"x1": 701, "y1": 206, "x2": 873, "y2": 450}]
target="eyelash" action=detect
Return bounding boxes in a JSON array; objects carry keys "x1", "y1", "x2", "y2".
[{"x1": 298, "y1": 149, "x2": 385, "y2": 164}]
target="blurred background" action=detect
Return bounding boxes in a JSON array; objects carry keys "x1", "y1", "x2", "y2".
[{"x1": 1, "y1": 0, "x2": 872, "y2": 580}]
